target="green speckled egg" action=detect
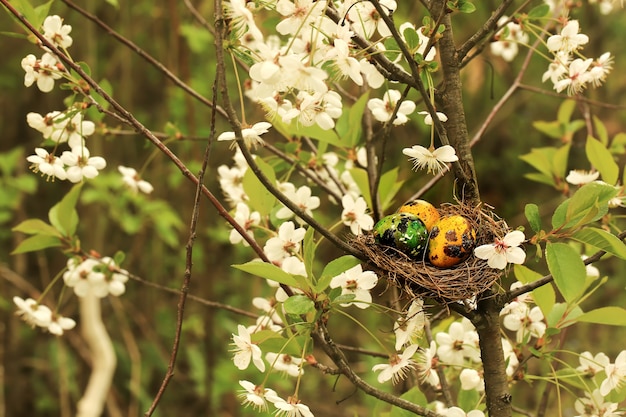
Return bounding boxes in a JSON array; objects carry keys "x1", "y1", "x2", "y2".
[{"x1": 373, "y1": 213, "x2": 429, "y2": 259}]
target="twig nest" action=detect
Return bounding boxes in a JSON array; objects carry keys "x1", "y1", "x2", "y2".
[{"x1": 354, "y1": 202, "x2": 509, "y2": 302}]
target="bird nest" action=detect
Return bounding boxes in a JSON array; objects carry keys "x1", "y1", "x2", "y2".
[{"x1": 353, "y1": 202, "x2": 509, "y2": 303}]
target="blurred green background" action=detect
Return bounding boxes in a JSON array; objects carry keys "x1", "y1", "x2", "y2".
[{"x1": 1, "y1": 0, "x2": 625, "y2": 416}]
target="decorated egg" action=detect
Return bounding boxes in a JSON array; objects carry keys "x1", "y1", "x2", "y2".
[
  {"x1": 374, "y1": 213, "x2": 429, "y2": 258},
  {"x1": 398, "y1": 199, "x2": 441, "y2": 230},
  {"x1": 428, "y1": 215, "x2": 477, "y2": 268}
]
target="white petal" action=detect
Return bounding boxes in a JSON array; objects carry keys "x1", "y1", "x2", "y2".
[{"x1": 503, "y1": 230, "x2": 525, "y2": 246}]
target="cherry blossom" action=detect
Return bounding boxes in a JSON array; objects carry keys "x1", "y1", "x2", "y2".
[
  {"x1": 60, "y1": 146, "x2": 107, "y2": 183},
  {"x1": 402, "y1": 145, "x2": 458, "y2": 175},
  {"x1": 418, "y1": 110, "x2": 448, "y2": 126},
  {"x1": 21, "y1": 52, "x2": 62, "y2": 93},
  {"x1": 118, "y1": 165, "x2": 154, "y2": 194},
  {"x1": 547, "y1": 20, "x2": 589, "y2": 53},
  {"x1": 577, "y1": 351, "x2": 610, "y2": 377},
  {"x1": 276, "y1": 185, "x2": 320, "y2": 222},
  {"x1": 13, "y1": 296, "x2": 52, "y2": 328},
  {"x1": 232, "y1": 324, "x2": 265, "y2": 372},
  {"x1": 566, "y1": 169, "x2": 600, "y2": 185},
  {"x1": 574, "y1": 389, "x2": 621, "y2": 417},
  {"x1": 372, "y1": 344, "x2": 418, "y2": 384},
  {"x1": 600, "y1": 350, "x2": 626, "y2": 396},
  {"x1": 368, "y1": 89, "x2": 416, "y2": 125},
  {"x1": 217, "y1": 121, "x2": 272, "y2": 148},
  {"x1": 474, "y1": 230, "x2": 526, "y2": 270},
  {"x1": 27, "y1": 148, "x2": 67, "y2": 181},
  {"x1": 238, "y1": 380, "x2": 277, "y2": 412},
  {"x1": 42, "y1": 15, "x2": 73, "y2": 49},
  {"x1": 265, "y1": 352, "x2": 304, "y2": 377},
  {"x1": 263, "y1": 221, "x2": 307, "y2": 263},
  {"x1": 266, "y1": 394, "x2": 314, "y2": 417},
  {"x1": 341, "y1": 194, "x2": 374, "y2": 235},
  {"x1": 229, "y1": 203, "x2": 261, "y2": 246},
  {"x1": 329, "y1": 264, "x2": 378, "y2": 309},
  {"x1": 394, "y1": 299, "x2": 426, "y2": 351}
]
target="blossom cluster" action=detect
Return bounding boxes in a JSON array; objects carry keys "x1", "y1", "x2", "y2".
[
  {"x1": 13, "y1": 296, "x2": 76, "y2": 335},
  {"x1": 216, "y1": 0, "x2": 457, "y2": 175}
]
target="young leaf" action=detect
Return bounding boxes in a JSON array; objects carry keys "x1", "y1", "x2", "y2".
[
  {"x1": 545, "y1": 243, "x2": 586, "y2": 303},
  {"x1": 578, "y1": 307, "x2": 626, "y2": 326},
  {"x1": 12, "y1": 218, "x2": 61, "y2": 237},
  {"x1": 378, "y1": 168, "x2": 404, "y2": 212},
  {"x1": 320, "y1": 256, "x2": 361, "y2": 282},
  {"x1": 11, "y1": 234, "x2": 62, "y2": 254},
  {"x1": 242, "y1": 158, "x2": 276, "y2": 217},
  {"x1": 586, "y1": 136, "x2": 619, "y2": 185},
  {"x1": 303, "y1": 226, "x2": 316, "y2": 279},
  {"x1": 48, "y1": 183, "x2": 83, "y2": 236},
  {"x1": 349, "y1": 168, "x2": 371, "y2": 209},
  {"x1": 527, "y1": 3, "x2": 550, "y2": 18},
  {"x1": 570, "y1": 228, "x2": 626, "y2": 260},
  {"x1": 283, "y1": 295, "x2": 315, "y2": 315},
  {"x1": 232, "y1": 261, "x2": 299, "y2": 287},
  {"x1": 524, "y1": 203, "x2": 542, "y2": 233},
  {"x1": 390, "y1": 387, "x2": 428, "y2": 417},
  {"x1": 346, "y1": 92, "x2": 369, "y2": 147}
]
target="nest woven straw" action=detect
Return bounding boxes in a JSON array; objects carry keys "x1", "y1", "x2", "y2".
[{"x1": 354, "y1": 202, "x2": 509, "y2": 302}]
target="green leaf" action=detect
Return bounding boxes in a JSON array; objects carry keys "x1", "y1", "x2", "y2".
[
  {"x1": 527, "y1": 3, "x2": 550, "y2": 18},
  {"x1": 579, "y1": 307, "x2": 626, "y2": 326},
  {"x1": 570, "y1": 228, "x2": 626, "y2": 260},
  {"x1": 524, "y1": 204, "x2": 542, "y2": 233},
  {"x1": 532, "y1": 120, "x2": 562, "y2": 139},
  {"x1": 545, "y1": 243, "x2": 587, "y2": 303},
  {"x1": 390, "y1": 387, "x2": 427, "y2": 417},
  {"x1": 457, "y1": 386, "x2": 480, "y2": 412},
  {"x1": 552, "y1": 182, "x2": 617, "y2": 229},
  {"x1": 333, "y1": 294, "x2": 356, "y2": 304},
  {"x1": 242, "y1": 158, "x2": 276, "y2": 217},
  {"x1": 48, "y1": 184, "x2": 82, "y2": 236},
  {"x1": 458, "y1": 0, "x2": 476, "y2": 13},
  {"x1": 272, "y1": 117, "x2": 342, "y2": 146},
  {"x1": 514, "y1": 265, "x2": 555, "y2": 318},
  {"x1": 11, "y1": 235, "x2": 62, "y2": 254},
  {"x1": 320, "y1": 256, "x2": 361, "y2": 282},
  {"x1": 12, "y1": 219, "x2": 61, "y2": 237},
  {"x1": 283, "y1": 295, "x2": 315, "y2": 315},
  {"x1": 557, "y1": 99, "x2": 576, "y2": 125},
  {"x1": 586, "y1": 136, "x2": 618, "y2": 185},
  {"x1": 378, "y1": 168, "x2": 404, "y2": 212},
  {"x1": 593, "y1": 116, "x2": 609, "y2": 145},
  {"x1": 346, "y1": 92, "x2": 369, "y2": 147},
  {"x1": 349, "y1": 168, "x2": 371, "y2": 209},
  {"x1": 402, "y1": 25, "x2": 421, "y2": 51},
  {"x1": 233, "y1": 261, "x2": 299, "y2": 287}
]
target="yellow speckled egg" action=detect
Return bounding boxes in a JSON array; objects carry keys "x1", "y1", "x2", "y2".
[
  {"x1": 428, "y1": 215, "x2": 477, "y2": 268},
  {"x1": 398, "y1": 200, "x2": 441, "y2": 231}
]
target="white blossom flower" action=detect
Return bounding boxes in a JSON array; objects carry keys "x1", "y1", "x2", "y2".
[
  {"x1": 280, "y1": 256, "x2": 307, "y2": 277},
  {"x1": 402, "y1": 145, "x2": 458, "y2": 175},
  {"x1": 279, "y1": 55, "x2": 329, "y2": 94},
  {"x1": 229, "y1": 203, "x2": 261, "y2": 246},
  {"x1": 284, "y1": 90, "x2": 342, "y2": 130},
  {"x1": 238, "y1": 380, "x2": 277, "y2": 412},
  {"x1": 329, "y1": 264, "x2": 378, "y2": 309},
  {"x1": 459, "y1": 368, "x2": 484, "y2": 392},
  {"x1": 341, "y1": 194, "x2": 374, "y2": 235},
  {"x1": 263, "y1": 221, "x2": 307, "y2": 263},
  {"x1": 49, "y1": 112, "x2": 95, "y2": 149},
  {"x1": 275, "y1": 0, "x2": 326, "y2": 36},
  {"x1": 27, "y1": 148, "x2": 67, "y2": 181},
  {"x1": 436, "y1": 321, "x2": 471, "y2": 367},
  {"x1": 394, "y1": 299, "x2": 426, "y2": 351},
  {"x1": 600, "y1": 350, "x2": 626, "y2": 396},
  {"x1": 326, "y1": 39, "x2": 363, "y2": 85},
  {"x1": 359, "y1": 58, "x2": 384, "y2": 88},
  {"x1": 26, "y1": 111, "x2": 62, "y2": 138},
  {"x1": 502, "y1": 303, "x2": 546, "y2": 343},
  {"x1": 266, "y1": 394, "x2": 314, "y2": 417},
  {"x1": 577, "y1": 351, "x2": 610, "y2": 376},
  {"x1": 217, "y1": 121, "x2": 272, "y2": 148},
  {"x1": 63, "y1": 258, "x2": 110, "y2": 298},
  {"x1": 13, "y1": 296, "x2": 52, "y2": 328},
  {"x1": 232, "y1": 324, "x2": 265, "y2": 372},
  {"x1": 21, "y1": 52, "x2": 62, "y2": 93},
  {"x1": 346, "y1": 0, "x2": 396, "y2": 39},
  {"x1": 60, "y1": 146, "x2": 107, "y2": 183},
  {"x1": 444, "y1": 407, "x2": 485, "y2": 417},
  {"x1": 543, "y1": 51, "x2": 570, "y2": 85},
  {"x1": 47, "y1": 314, "x2": 76, "y2": 335},
  {"x1": 588, "y1": 52, "x2": 613, "y2": 87},
  {"x1": 372, "y1": 344, "x2": 418, "y2": 384},
  {"x1": 490, "y1": 16, "x2": 529, "y2": 62},
  {"x1": 554, "y1": 58, "x2": 593, "y2": 95},
  {"x1": 547, "y1": 20, "x2": 589, "y2": 53},
  {"x1": 42, "y1": 15, "x2": 73, "y2": 48},
  {"x1": 368, "y1": 90, "x2": 416, "y2": 125},
  {"x1": 265, "y1": 352, "x2": 304, "y2": 377},
  {"x1": 276, "y1": 185, "x2": 320, "y2": 222},
  {"x1": 566, "y1": 169, "x2": 600, "y2": 185},
  {"x1": 474, "y1": 230, "x2": 526, "y2": 270},
  {"x1": 224, "y1": 0, "x2": 263, "y2": 41},
  {"x1": 118, "y1": 165, "x2": 154, "y2": 194},
  {"x1": 575, "y1": 389, "x2": 621, "y2": 417},
  {"x1": 418, "y1": 110, "x2": 448, "y2": 126},
  {"x1": 218, "y1": 164, "x2": 247, "y2": 206},
  {"x1": 416, "y1": 340, "x2": 440, "y2": 387},
  {"x1": 502, "y1": 338, "x2": 519, "y2": 376}
]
